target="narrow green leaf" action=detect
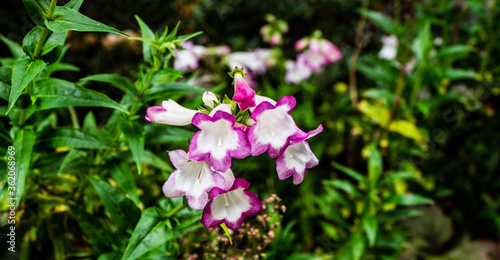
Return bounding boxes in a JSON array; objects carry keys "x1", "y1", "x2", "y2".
[
  {"x1": 22, "y1": 0, "x2": 49, "y2": 27},
  {"x1": 362, "y1": 216, "x2": 378, "y2": 247},
  {"x1": 141, "y1": 150, "x2": 173, "y2": 172},
  {"x1": 33, "y1": 78, "x2": 127, "y2": 113},
  {"x1": 368, "y1": 145, "x2": 382, "y2": 184},
  {"x1": 109, "y1": 160, "x2": 139, "y2": 207},
  {"x1": 120, "y1": 119, "x2": 145, "y2": 175},
  {"x1": 0, "y1": 34, "x2": 24, "y2": 58},
  {"x1": 175, "y1": 31, "x2": 203, "y2": 42},
  {"x1": 145, "y1": 125, "x2": 195, "y2": 144},
  {"x1": 147, "y1": 82, "x2": 205, "y2": 101},
  {"x1": 323, "y1": 179, "x2": 363, "y2": 198},
  {"x1": 47, "y1": 62, "x2": 80, "y2": 75},
  {"x1": 135, "y1": 15, "x2": 155, "y2": 64},
  {"x1": 351, "y1": 236, "x2": 365, "y2": 260},
  {"x1": 220, "y1": 223, "x2": 233, "y2": 245},
  {"x1": 122, "y1": 207, "x2": 196, "y2": 260},
  {"x1": 83, "y1": 111, "x2": 97, "y2": 132},
  {"x1": 8, "y1": 56, "x2": 46, "y2": 114},
  {"x1": 443, "y1": 69, "x2": 479, "y2": 80},
  {"x1": 69, "y1": 204, "x2": 115, "y2": 254},
  {"x1": 412, "y1": 21, "x2": 431, "y2": 61},
  {"x1": 359, "y1": 9, "x2": 396, "y2": 34},
  {"x1": 64, "y1": 0, "x2": 84, "y2": 10},
  {"x1": 57, "y1": 149, "x2": 86, "y2": 174},
  {"x1": 81, "y1": 74, "x2": 137, "y2": 95},
  {"x1": 36, "y1": 128, "x2": 110, "y2": 149},
  {"x1": 377, "y1": 208, "x2": 423, "y2": 222},
  {"x1": 332, "y1": 162, "x2": 366, "y2": 183},
  {"x1": 88, "y1": 176, "x2": 140, "y2": 234},
  {"x1": 46, "y1": 6, "x2": 129, "y2": 36},
  {"x1": 378, "y1": 171, "x2": 418, "y2": 187},
  {"x1": 11, "y1": 127, "x2": 36, "y2": 209},
  {"x1": 0, "y1": 82, "x2": 10, "y2": 101},
  {"x1": 435, "y1": 45, "x2": 475, "y2": 58},
  {"x1": 382, "y1": 194, "x2": 433, "y2": 206}
]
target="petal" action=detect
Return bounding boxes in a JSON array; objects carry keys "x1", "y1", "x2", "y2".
[
  {"x1": 146, "y1": 100, "x2": 199, "y2": 126},
  {"x1": 168, "y1": 149, "x2": 189, "y2": 170},
  {"x1": 162, "y1": 171, "x2": 185, "y2": 198},
  {"x1": 276, "y1": 141, "x2": 319, "y2": 185},
  {"x1": 202, "y1": 178, "x2": 262, "y2": 230}
]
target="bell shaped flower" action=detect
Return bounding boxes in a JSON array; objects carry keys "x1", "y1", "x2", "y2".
[
  {"x1": 276, "y1": 125, "x2": 323, "y2": 185},
  {"x1": 163, "y1": 150, "x2": 225, "y2": 210},
  {"x1": 201, "y1": 178, "x2": 262, "y2": 230},
  {"x1": 302, "y1": 38, "x2": 342, "y2": 71},
  {"x1": 189, "y1": 110, "x2": 251, "y2": 172},
  {"x1": 379, "y1": 35, "x2": 398, "y2": 60},
  {"x1": 202, "y1": 91, "x2": 218, "y2": 109},
  {"x1": 248, "y1": 96, "x2": 307, "y2": 158},
  {"x1": 285, "y1": 54, "x2": 312, "y2": 84},
  {"x1": 231, "y1": 69, "x2": 256, "y2": 111},
  {"x1": 145, "y1": 100, "x2": 199, "y2": 126}
]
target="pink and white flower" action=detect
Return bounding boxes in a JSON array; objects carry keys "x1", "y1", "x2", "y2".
[
  {"x1": 379, "y1": 35, "x2": 398, "y2": 60},
  {"x1": 145, "y1": 99, "x2": 199, "y2": 126},
  {"x1": 202, "y1": 91, "x2": 218, "y2": 109},
  {"x1": 276, "y1": 125, "x2": 323, "y2": 185},
  {"x1": 232, "y1": 72, "x2": 256, "y2": 111},
  {"x1": 189, "y1": 110, "x2": 251, "y2": 172},
  {"x1": 227, "y1": 49, "x2": 273, "y2": 75},
  {"x1": 201, "y1": 178, "x2": 262, "y2": 230},
  {"x1": 162, "y1": 150, "x2": 225, "y2": 210},
  {"x1": 285, "y1": 54, "x2": 312, "y2": 84},
  {"x1": 248, "y1": 96, "x2": 307, "y2": 158},
  {"x1": 302, "y1": 38, "x2": 342, "y2": 71},
  {"x1": 173, "y1": 41, "x2": 207, "y2": 71}
]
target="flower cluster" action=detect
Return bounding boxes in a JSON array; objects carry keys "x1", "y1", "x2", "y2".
[
  {"x1": 174, "y1": 41, "x2": 231, "y2": 71},
  {"x1": 146, "y1": 67, "x2": 322, "y2": 230},
  {"x1": 285, "y1": 32, "x2": 343, "y2": 84},
  {"x1": 260, "y1": 14, "x2": 288, "y2": 46}
]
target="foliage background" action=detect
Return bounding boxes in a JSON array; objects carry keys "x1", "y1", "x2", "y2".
[{"x1": 1, "y1": 0, "x2": 500, "y2": 259}]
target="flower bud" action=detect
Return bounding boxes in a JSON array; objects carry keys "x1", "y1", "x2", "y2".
[{"x1": 203, "y1": 91, "x2": 218, "y2": 109}]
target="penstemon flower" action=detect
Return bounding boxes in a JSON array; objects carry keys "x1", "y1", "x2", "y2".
[
  {"x1": 145, "y1": 99, "x2": 199, "y2": 126},
  {"x1": 189, "y1": 109, "x2": 251, "y2": 172},
  {"x1": 148, "y1": 67, "x2": 322, "y2": 234},
  {"x1": 201, "y1": 178, "x2": 262, "y2": 230},
  {"x1": 248, "y1": 95, "x2": 307, "y2": 158},
  {"x1": 285, "y1": 54, "x2": 312, "y2": 84},
  {"x1": 163, "y1": 150, "x2": 226, "y2": 209},
  {"x1": 230, "y1": 68, "x2": 256, "y2": 111},
  {"x1": 276, "y1": 125, "x2": 323, "y2": 185}
]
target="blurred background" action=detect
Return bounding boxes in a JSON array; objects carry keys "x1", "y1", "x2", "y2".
[{"x1": 1, "y1": 0, "x2": 500, "y2": 259}]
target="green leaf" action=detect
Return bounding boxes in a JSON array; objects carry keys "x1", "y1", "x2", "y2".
[
  {"x1": 378, "y1": 171, "x2": 418, "y2": 187},
  {"x1": 8, "y1": 56, "x2": 46, "y2": 114},
  {"x1": 351, "y1": 236, "x2": 365, "y2": 260},
  {"x1": 88, "y1": 176, "x2": 140, "y2": 234},
  {"x1": 412, "y1": 21, "x2": 431, "y2": 62},
  {"x1": 145, "y1": 125, "x2": 195, "y2": 143},
  {"x1": 435, "y1": 45, "x2": 475, "y2": 59},
  {"x1": 69, "y1": 204, "x2": 115, "y2": 254},
  {"x1": 377, "y1": 208, "x2": 423, "y2": 222},
  {"x1": 11, "y1": 127, "x2": 36, "y2": 209},
  {"x1": 0, "y1": 82, "x2": 10, "y2": 101},
  {"x1": 47, "y1": 62, "x2": 80, "y2": 75},
  {"x1": 83, "y1": 111, "x2": 97, "y2": 132},
  {"x1": 33, "y1": 78, "x2": 127, "y2": 113},
  {"x1": 57, "y1": 149, "x2": 86, "y2": 174},
  {"x1": 147, "y1": 82, "x2": 205, "y2": 101},
  {"x1": 135, "y1": 15, "x2": 155, "y2": 65},
  {"x1": 382, "y1": 194, "x2": 433, "y2": 206},
  {"x1": 120, "y1": 119, "x2": 145, "y2": 175},
  {"x1": 81, "y1": 74, "x2": 137, "y2": 95},
  {"x1": 323, "y1": 179, "x2": 363, "y2": 198},
  {"x1": 388, "y1": 120, "x2": 426, "y2": 142},
  {"x1": 0, "y1": 34, "x2": 24, "y2": 58},
  {"x1": 122, "y1": 207, "x2": 197, "y2": 260},
  {"x1": 45, "y1": 6, "x2": 129, "y2": 36},
  {"x1": 109, "y1": 160, "x2": 139, "y2": 207},
  {"x1": 22, "y1": 0, "x2": 49, "y2": 27},
  {"x1": 362, "y1": 216, "x2": 378, "y2": 247},
  {"x1": 36, "y1": 128, "x2": 110, "y2": 149},
  {"x1": 332, "y1": 162, "x2": 366, "y2": 183},
  {"x1": 64, "y1": 0, "x2": 83, "y2": 10},
  {"x1": 359, "y1": 9, "x2": 397, "y2": 34},
  {"x1": 358, "y1": 99, "x2": 390, "y2": 127},
  {"x1": 140, "y1": 150, "x2": 173, "y2": 172},
  {"x1": 368, "y1": 145, "x2": 382, "y2": 183},
  {"x1": 443, "y1": 69, "x2": 480, "y2": 80}
]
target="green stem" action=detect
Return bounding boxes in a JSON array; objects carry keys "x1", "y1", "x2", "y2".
[
  {"x1": 165, "y1": 203, "x2": 184, "y2": 218},
  {"x1": 18, "y1": 109, "x2": 27, "y2": 126},
  {"x1": 33, "y1": 27, "x2": 50, "y2": 58},
  {"x1": 67, "y1": 106, "x2": 80, "y2": 129},
  {"x1": 33, "y1": 0, "x2": 58, "y2": 58}
]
